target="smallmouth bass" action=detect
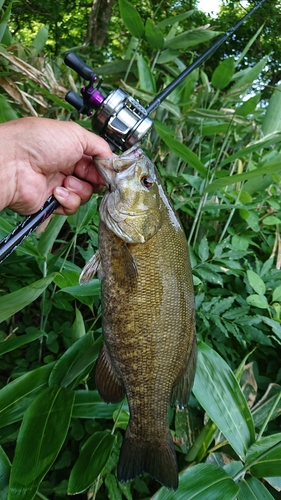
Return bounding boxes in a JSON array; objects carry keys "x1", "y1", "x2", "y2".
[{"x1": 80, "y1": 145, "x2": 196, "y2": 490}]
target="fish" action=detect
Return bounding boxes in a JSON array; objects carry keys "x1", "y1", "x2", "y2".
[{"x1": 80, "y1": 145, "x2": 196, "y2": 490}]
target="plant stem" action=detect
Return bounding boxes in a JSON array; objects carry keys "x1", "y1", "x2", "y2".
[{"x1": 256, "y1": 391, "x2": 281, "y2": 441}]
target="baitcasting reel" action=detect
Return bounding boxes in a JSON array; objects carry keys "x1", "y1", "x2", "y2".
[{"x1": 64, "y1": 52, "x2": 153, "y2": 151}]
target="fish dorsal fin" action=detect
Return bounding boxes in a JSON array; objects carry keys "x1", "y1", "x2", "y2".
[{"x1": 79, "y1": 250, "x2": 102, "y2": 284}]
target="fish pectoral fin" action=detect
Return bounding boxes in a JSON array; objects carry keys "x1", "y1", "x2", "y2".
[
  {"x1": 95, "y1": 345, "x2": 125, "y2": 403},
  {"x1": 79, "y1": 250, "x2": 102, "y2": 284},
  {"x1": 170, "y1": 334, "x2": 197, "y2": 408},
  {"x1": 122, "y1": 244, "x2": 138, "y2": 280}
]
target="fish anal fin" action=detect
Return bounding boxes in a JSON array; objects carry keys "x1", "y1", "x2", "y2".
[
  {"x1": 95, "y1": 346, "x2": 125, "y2": 403},
  {"x1": 79, "y1": 250, "x2": 102, "y2": 284},
  {"x1": 170, "y1": 334, "x2": 197, "y2": 408},
  {"x1": 118, "y1": 433, "x2": 178, "y2": 490}
]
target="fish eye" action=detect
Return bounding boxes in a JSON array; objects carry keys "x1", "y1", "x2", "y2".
[{"x1": 141, "y1": 175, "x2": 153, "y2": 189}]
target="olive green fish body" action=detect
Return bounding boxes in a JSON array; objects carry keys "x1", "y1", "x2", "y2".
[{"x1": 80, "y1": 147, "x2": 196, "y2": 490}]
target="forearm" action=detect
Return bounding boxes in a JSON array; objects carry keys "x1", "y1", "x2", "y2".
[{"x1": 0, "y1": 120, "x2": 18, "y2": 211}]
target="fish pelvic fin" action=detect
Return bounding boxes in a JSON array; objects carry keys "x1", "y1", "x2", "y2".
[
  {"x1": 170, "y1": 334, "x2": 197, "y2": 408},
  {"x1": 95, "y1": 345, "x2": 125, "y2": 403},
  {"x1": 117, "y1": 433, "x2": 178, "y2": 490}
]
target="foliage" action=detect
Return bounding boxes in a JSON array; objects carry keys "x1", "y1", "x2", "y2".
[{"x1": 1, "y1": 0, "x2": 281, "y2": 499}]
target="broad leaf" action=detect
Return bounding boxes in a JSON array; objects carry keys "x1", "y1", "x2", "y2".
[
  {"x1": 193, "y1": 342, "x2": 255, "y2": 460},
  {"x1": 151, "y1": 463, "x2": 239, "y2": 499},
  {"x1": 68, "y1": 431, "x2": 115, "y2": 494},
  {"x1": 0, "y1": 330, "x2": 46, "y2": 356},
  {"x1": 8, "y1": 386, "x2": 74, "y2": 500},
  {"x1": 145, "y1": 19, "x2": 164, "y2": 50},
  {"x1": 212, "y1": 57, "x2": 235, "y2": 90}
]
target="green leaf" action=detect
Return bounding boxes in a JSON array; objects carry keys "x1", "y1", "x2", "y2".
[
  {"x1": 246, "y1": 294, "x2": 269, "y2": 309},
  {"x1": 0, "y1": 94, "x2": 18, "y2": 122},
  {"x1": 57, "y1": 280, "x2": 100, "y2": 297},
  {"x1": 193, "y1": 342, "x2": 255, "y2": 460},
  {"x1": 8, "y1": 386, "x2": 74, "y2": 500},
  {"x1": 157, "y1": 11, "x2": 194, "y2": 29},
  {"x1": 0, "y1": 274, "x2": 56, "y2": 323},
  {"x1": 164, "y1": 29, "x2": 221, "y2": 50},
  {"x1": 70, "y1": 308, "x2": 86, "y2": 342},
  {"x1": 247, "y1": 270, "x2": 266, "y2": 295},
  {"x1": 155, "y1": 125, "x2": 207, "y2": 177},
  {"x1": 231, "y1": 56, "x2": 268, "y2": 95},
  {"x1": 30, "y1": 25, "x2": 49, "y2": 54},
  {"x1": 73, "y1": 390, "x2": 128, "y2": 419},
  {"x1": 246, "y1": 434, "x2": 281, "y2": 477},
  {"x1": 136, "y1": 53, "x2": 155, "y2": 93},
  {"x1": 151, "y1": 463, "x2": 239, "y2": 499},
  {"x1": 68, "y1": 431, "x2": 115, "y2": 494},
  {"x1": 0, "y1": 446, "x2": 10, "y2": 500},
  {"x1": 273, "y1": 286, "x2": 281, "y2": 302},
  {"x1": 0, "y1": 330, "x2": 46, "y2": 356},
  {"x1": 198, "y1": 237, "x2": 209, "y2": 262},
  {"x1": 49, "y1": 332, "x2": 102, "y2": 388},
  {"x1": 0, "y1": 2, "x2": 12, "y2": 43},
  {"x1": 251, "y1": 384, "x2": 281, "y2": 429},
  {"x1": 262, "y1": 82, "x2": 281, "y2": 135},
  {"x1": 105, "y1": 473, "x2": 123, "y2": 500},
  {"x1": 37, "y1": 215, "x2": 67, "y2": 258},
  {"x1": 118, "y1": 0, "x2": 144, "y2": 39},
  {"x1": 206, "y1": 153, "x2": 281, "y2": 192},
  {"x1": 237, "y1": 477, "x2": 275, "y2": 500},
  {"x1": 145, "y1": 19, "x2": 164, "y2": 50},
  {"x1": 0, "y1": 363, "x2": 54, "y2": 428},
  {"x1": 263, "y1": 215, "x2": 281, "y2": 225},
  {"x1": 212, "y1": 57, "x2": 235, "y2": 90}
]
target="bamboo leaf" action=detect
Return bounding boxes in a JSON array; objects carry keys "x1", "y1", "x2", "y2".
[
  {"x1": 246, "y1": 434, "x2": 281, "y2": 477},
  {"x1": 0, "y1": 330, "x2": 46, "y2": 356},
  {"x1": 0, "y1": 363, "x2": 54, "y2": 428},
  {"x1": 136, "y1": 53, "x2": 156, "y2": 93},
  {"x1": 262, "y1": 83, "x2": 281, "y2": 135},
  {"x1": 0, "y1": 2, "x2": 12, "y2": 43},
  {"x1": 155, "y1": 124, "x2": 208, "y2": 177},
  {"x1": 193, "y1": 342, "x2": 255, "y2": 460},
  {"x1": 151, "y1": 463, "x2": 239, "y2": 499},
  {"x1": 49, "y1": 332, "x2": 102, "y2": 388},
  {"x1": 237, "y1": 477, "x2": 275, "y2": 500},
  {"x1": 8, "y1": 386, "x2": 74, "y2": 500},
  {"x1": 0, "y1": 446, "x2": 10, "y2": 500},
  {"x1": 145, "y1": 19, "x2": 164, "y2": 50},
  {"x1": 68, "y1": 431, "x2": 115, "y2": 494},
  {"x1": 164, "y1": 29, "x2": 221, "y2": 50},
  {"x1": 205, "y1": 154, "x2": 281, "y2": 192},
  {"x1": 118, "y1": 0, "x2": 144, "y2": 39},
  {"x1": 73, "y1": 390, "x2": 128, "y2": 419},
  {"x1": 212, "y1": 57, "x2": 235, "y2": 90},
  {"x1": 37, "y1": 216, "x2": 67, "y2": 258},
  {"x1": 0, "y1": 274, "x2": 56, "y2": 323}
]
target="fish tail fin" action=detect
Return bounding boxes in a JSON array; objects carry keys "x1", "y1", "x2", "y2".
[{"x1": 117, "y1": 432, "x2": 178, "y2": 490}]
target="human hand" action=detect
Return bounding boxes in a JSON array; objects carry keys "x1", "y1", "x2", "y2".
[{"x1": 0, "y1": 117, "x2": 115, "y2": 215}]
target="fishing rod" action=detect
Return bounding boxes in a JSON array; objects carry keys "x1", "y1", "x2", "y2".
[{"x1": 0, "y1": 0, "x2": 266, "y2": 264}]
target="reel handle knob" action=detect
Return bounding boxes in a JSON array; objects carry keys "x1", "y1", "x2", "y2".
[{"x1": 64, "y1": 52, "x2": 97, "y2": 81}]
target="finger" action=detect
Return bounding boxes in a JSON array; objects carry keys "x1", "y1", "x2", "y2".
[
  {"x1": 73, "y1": 155, "x2": 108, "y2": 185},
  {"x1": 53, "y1": 186, "x2": 83, "y2": 215},
  {"x1": 63, "y1": 175, "x2": 93, "y2": 203}
]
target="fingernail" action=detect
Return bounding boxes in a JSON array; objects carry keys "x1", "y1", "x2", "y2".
[
  {"x1": 68, "y1": 177, "x2": 83, "y2": 190},
  {"x1": 55, "y1": 187, "x2": 69, "y2": 198}
]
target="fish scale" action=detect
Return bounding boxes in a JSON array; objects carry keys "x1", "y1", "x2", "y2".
[{"x1": 80, "y1": 146, "x2": 196, "y2": 490}]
